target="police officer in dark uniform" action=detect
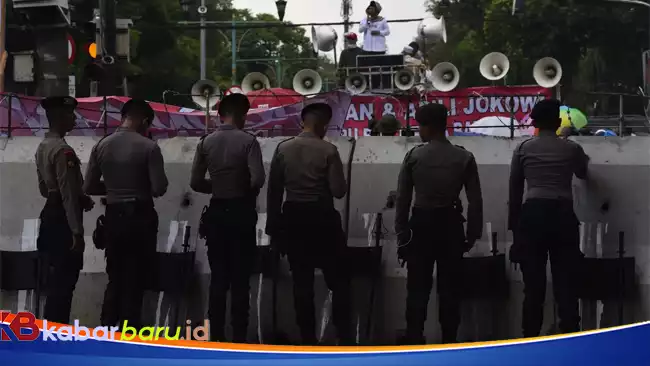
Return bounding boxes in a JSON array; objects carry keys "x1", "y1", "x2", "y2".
[
  {"x1": 266, "y1": 103, "x2": 353, "y2": 346},
  {"x1": 189, "y1": 94, "x2": 265, "y2": 343},
  {"x1": 36, "y1": 96, "x2": 94, "y2": 324},
  {"x1": 395, "y1": 103, "x2": 483, "y2": 344},
  {"x1": 83, "y1": 99, "x2": 168, "y2": 330},
  {"x1": 508, "y1": 99, "x2": 588, "y2": 337}
]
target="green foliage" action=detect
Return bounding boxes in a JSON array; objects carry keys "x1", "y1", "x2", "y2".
[
  {"x1": 427, "y1": 0, "x2": 649, "y2": 109},
  {"x1": 111, "y1": 0, "x2": 329, "y2": 106}
]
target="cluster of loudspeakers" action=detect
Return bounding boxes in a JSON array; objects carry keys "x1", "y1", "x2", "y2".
[{"x1": 188, "y1": 15, "x2": 563, "y2": 108}]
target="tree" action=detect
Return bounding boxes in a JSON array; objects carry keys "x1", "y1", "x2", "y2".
[
  {"x1": 427, "y1": 0, "x2": 649, "y2": 112},
  {"x1": 108, "y1": 0, "x2": 331, "y2": 106}
]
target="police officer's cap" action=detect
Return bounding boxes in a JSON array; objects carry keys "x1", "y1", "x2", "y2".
[
  {"x1": 301, "y1": 102, "x2": 333, "y2": 121},
  {"x1": 41, "y1": 96, "x2": 78, "y2": 111},
  {"x1": 121, "y1": 98, "x2": 154, "y2": 120},
  {"x1": 530, "y1": 99, "x2": 561, "y2": 122},
  {"x1": 415, "y1": 103, "x2": 448, "y2": 128},
  {"x1": 218, "y1": 93, "x2": 251, "y2": 116}
]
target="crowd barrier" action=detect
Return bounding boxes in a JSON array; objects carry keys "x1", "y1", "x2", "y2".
[{"x1": 0, "y1": 135, "x2": 647, "y2": 345}]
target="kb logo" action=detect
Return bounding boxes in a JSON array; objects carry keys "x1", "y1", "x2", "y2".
[{"x1": 0, "y1": 311, "x2": 40, "y2": 341}]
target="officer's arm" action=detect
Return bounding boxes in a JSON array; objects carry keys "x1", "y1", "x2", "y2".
[
  {"x1": 464, "y1": 154, "x2": 483, "y2": 242},
  {"x1": 379, "y1": 19, "x2": 390, "y2": 36},
  {"x1": 574, "y1": 144, "x2": 589, "y2": 180},
  {"x1": 54, "y1": 148, "x2": 84, "y2": 236},
  {"x1": 189, "y1": 139, "x2": 212, "y2": 194},
  {"x1": 508, "y1": 147, "x2": 525, "y2": 231},
  {"x1": 266, "y1": 147, "x2": 284, "y2": 235},
  {"x1": 83, "y1": 143, "x2": 106, "y2": 196},
  {"x1": 36, "y1": 168, "x2": 48, "y2": 198},
  {"x1": 148, "y1": 144, "x2": 169, "y2": 197},
  {"x1": 328, "y1": 146, "x2": 347, "y2": 199},
  {"x1": 395, "y1": 149, "x2": 414, "y2": 235},
  {"x1": 247, "y1": 139, "x2": 266, "y2": 195}
]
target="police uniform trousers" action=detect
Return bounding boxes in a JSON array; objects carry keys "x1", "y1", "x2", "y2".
[
  {"x1": 280, "y1": 201, "x2": 352, "y2": 345},
  {"x1": 517, "y1": 198, "x2": 582, "y2": 337},
  {"x1": 205, "y1": 197, "x2": 257, "y2": 343},
  {"x1": 100, "y1": 199, "x2": 158, "y2": 330},
  {"x1": 37, "y1": 193, "x2": 83, "y2": 324},
  {"x1": 403, "y1": 206, "x2": 465, "y2": 344}
]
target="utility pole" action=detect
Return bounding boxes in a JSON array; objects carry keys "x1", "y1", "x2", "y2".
[
  {"x1": 199, "y1": 0, "x2": 207, "y2": 79},
  {"x1": 341, "y1": 0, "x2": 352, "y2": 33},
  {"x1": 99, "y1": 0, "x2": 117, "y2": 96}
]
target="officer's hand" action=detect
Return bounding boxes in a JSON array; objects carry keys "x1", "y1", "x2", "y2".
[
  {"x1": 463, "y1": 238, "x2": 476, "y2": 253},
  {"x1": 81, "y1": 195, "x2": 95, "y2": 212},
  {"x1": 71, "y1": 234, "x2": 85, "y2": 252}
]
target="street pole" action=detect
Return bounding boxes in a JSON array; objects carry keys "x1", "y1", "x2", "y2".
[
  {"x1": 199, "y1": 0, "x2": 206, "y2": 80},
  {"x1": 342, "y1": 0, "x2": 351, "y2": 33},
  {"x1": 232, "y1": 18, "x2": 236, "y2": 85}
]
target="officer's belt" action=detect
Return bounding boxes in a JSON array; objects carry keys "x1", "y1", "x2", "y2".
[
  {"x1": 412, "y1": 205, "x2": 459, "y2": 215},
  {"x1": 210, "y1": 196, "x2": 256, "y2": 207},
  {"x1": 105, "y1": 197, "x2": 154, "y2": 207}
]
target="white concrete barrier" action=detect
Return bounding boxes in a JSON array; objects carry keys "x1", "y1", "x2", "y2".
[{"x1": 0, "y1": 136, "x2": 646, "y2": 344}]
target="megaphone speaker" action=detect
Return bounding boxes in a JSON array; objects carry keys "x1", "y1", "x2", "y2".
[
  {"x1": 418, "y1": 16, "x2": 447, "y2": 44},
  {"x1": 241, "y1": 72, "x2": 271, "y2": 94},
  {"x1": 191, "y1": 79, "x2": 220, "y2": 109},
  {"x1": 312, "y1": 26, "x2": 338, "y2": 53},
  {"x1": 394, "y1": 69, "x2": 415, "y2": 91},
  {"x1": 480, "y1": 52, "x2": 510, "y2": 81},
  {"x1": 293, "y1": 69, "x2": 323, "y2": 96},
  {"x1": 533, "y1": 57, "x2": 562, "y2": 88},
  {"x1": 345, "y1": 73, "x2": 367, "y2": 95},
  {"x1": 431, "y1": 62, "x2": 459, "y2": 92}
]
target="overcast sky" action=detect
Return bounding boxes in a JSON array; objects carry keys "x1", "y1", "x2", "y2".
[{"x1": 232, "y1": 0, "x2": 429, "y2": 60}]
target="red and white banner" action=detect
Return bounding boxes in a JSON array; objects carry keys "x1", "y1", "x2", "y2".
[
  {"x1": 0, "y1": 86, "x2": 549, "y2": 138},
  {"x1": 342, "y1": 85, "x2": 550, "y2": 136}
]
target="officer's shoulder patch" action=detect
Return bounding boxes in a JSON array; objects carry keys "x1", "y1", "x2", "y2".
[
  {"x1": 516, "y1": 137, "x2": 535, "y2": 153},
  {"x1": 60, "y1": 146, "x2": 79, "y2": 168},
  {"x1": 277, "y1": 136, "x2": 295, "y2": 147},
  {"x1": 404, "y1": 144, "x2": 424, "y2": 160}
]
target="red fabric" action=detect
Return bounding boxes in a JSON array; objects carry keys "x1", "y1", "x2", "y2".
[{"x1": 246, "y1": 88, "x2": 305, "y2": 109}]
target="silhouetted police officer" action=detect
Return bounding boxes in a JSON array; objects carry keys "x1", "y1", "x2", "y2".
[
  {"x1": 266, "y1": 103, "x2": 352, "y2": 345},
  {"x1": 36, "y1": 96, "x2": 94, "y2": 324},
  {"x1": 395, "y1": 103, "x2": 483, "y2": 344},
  {"x1": 508, "y1": 99, "x2": 588, "y2": 337},
  {"x1": 189, "y1": 94, "x2": 265, "y2": 343},
  {"x1": 84, "y1": 99, "x2": 168, "y2": 329}
]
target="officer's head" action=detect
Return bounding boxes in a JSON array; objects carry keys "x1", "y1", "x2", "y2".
[
  {"x1": 531, "y1": 99, "x2": 562, "y2": 132},
  {"x1": 301, "y1": 102, "x2": 333, "y2": 139},
  {"x1": 218, "y1": 94, "x2": 251, "y2": 129},
  {"x1": 121, "y1": 99, "x2": 155, "y2": 135},
  {"x1": 415, "y1": 103, "x2": 448, "y2": 141},
  {"x1": 41, "y1": 96, "x2": 78, "y2": 133}
]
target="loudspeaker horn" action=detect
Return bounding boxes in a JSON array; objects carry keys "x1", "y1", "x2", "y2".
[
  {"x1": 191, "y1": 79, "x2": 220, "y2": 109},
  {"x1": 394, "y1": 69, "x2": 416, "y2": 91},
  {"x1": 418, "y1": 16, "x2": 447, "y2": 44},
  {"x1": 311, "y1": 25, "x2": 338, "y2": 53},
  {"x1": 345, "y1": 73, "x2": 367, "y2": 95},
  {"x1": 533, "y1": 57, "x2": 562, "y2": 88},
  {"x1": 241, "y1": 72, "x2": 271, "y2": 94},
  {"x1": 293, "y1": 69, "x2": 323, "y2": 96},
  {"x1": 431, "y1": 62, "x2": 459, "y2": 92},
  {"x1": 480, "y1": 52, "x2": 510, "y2": 80}
]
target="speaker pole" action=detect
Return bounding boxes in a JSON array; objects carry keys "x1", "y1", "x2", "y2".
[{"x1": 205, "y1": 93, "x2": 210, "y2": 134}]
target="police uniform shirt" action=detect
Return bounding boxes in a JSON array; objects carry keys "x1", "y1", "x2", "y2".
[
  {"x1": 36, "y1": 97, "x2": 85, "y2": 235},
  {"x1": 83, "y1": 129, "x2": 168, "y2": 203},
  {"x1": 267, "y1": 132, "x2": 347, "y2": 214},
  {"x1": 189, "y1": 124, "x2": 265, "y2": 198},
  {"x1": 395, "y1": 139, "x2": 483, "y2": 240},
  {"x1": 508, "y1": 130, "x2": 589, "y2": 229}
]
